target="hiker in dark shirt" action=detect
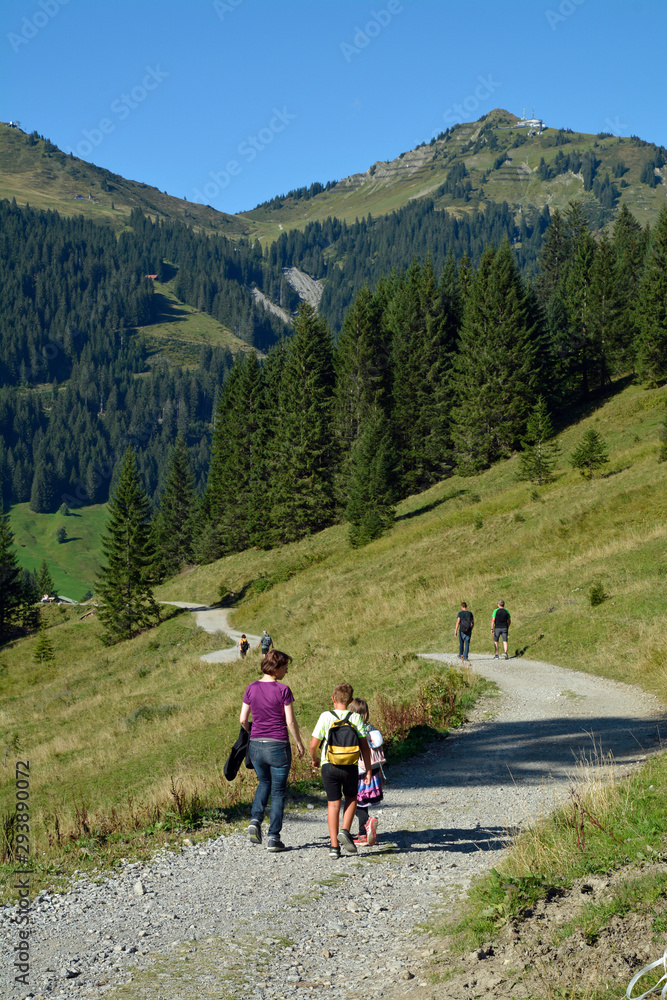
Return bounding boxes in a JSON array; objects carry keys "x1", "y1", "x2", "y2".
[
  {"x1": 491, "y1": 600, "x2": 511, "y2": 659},
  {"x1": 454, "y1": 602, "x2": 474, "y2": 666}
]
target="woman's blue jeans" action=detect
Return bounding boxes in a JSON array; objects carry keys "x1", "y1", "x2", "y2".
[{"x1": 248, "y1": 739, "x2": 292, "y2": 837}]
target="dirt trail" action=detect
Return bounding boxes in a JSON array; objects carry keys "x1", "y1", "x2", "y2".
[
  {"x1": 4, "y1": 612, "x2": 663, "y2": 1000},
  {"x1": 162, "y1": 601, "x2": 261, "y2": 662}
]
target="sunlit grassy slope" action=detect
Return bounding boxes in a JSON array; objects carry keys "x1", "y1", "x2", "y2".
[
  {"x1": 139, "y1": 278, "x2": 259, "y2": 367},
  {"x1": 0, "y1": 124, "x2": 248, "y2": 237},
  {"x1": 158, "y1": 380, "x2": 667, "y2": 701},
  {"x1": 1, "y1": 379, "x2": 665, "y2": 886},
  {"x1": 239, "y1": 109, "x2": 667, "y2": 242},
  {"x1": 11, "y1": 502, "x2": 108, "y2": 600}
]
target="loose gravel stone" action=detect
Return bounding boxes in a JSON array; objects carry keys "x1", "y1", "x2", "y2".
[{"x1": 0, "y1": 649, "x2": 662, "y2": 999}]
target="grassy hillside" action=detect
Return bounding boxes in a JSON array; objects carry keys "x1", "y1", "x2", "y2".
[
  {"x1": 240, "y1": 109, "x2": 667, "y2": 242},
  {"x1": 158, "y1": 379, "x2": 667, "y2": 701},
  {"x1": 11, "y1": 501, "x2": 109, "y2": 601},
  {"x1": 1, "y1": 379, "x2": 666, "y2": 899},
  {"x1": 139, "y1": 277, "x2": 260, "y2": 367},
  {"x1": 0, "y1": 123, "x2": 249, "y2": 237}
]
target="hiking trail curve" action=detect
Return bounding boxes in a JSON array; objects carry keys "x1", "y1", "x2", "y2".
[{"x1": 1, "y1": 604, "x2": 663, "y2": 1000}]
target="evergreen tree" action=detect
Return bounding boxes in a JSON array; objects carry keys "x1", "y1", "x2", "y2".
[
  {"x1": 570, "y1": 429, "x2": 609, "y2": 479},
  {"x1": 201, "y1": 351, "x2": 267, "y2": 558},
  {"x1": 333, "y1": 283, "x2": 392, "y2": 504},
  {"x1": 451, "y1": 241, "x2": 537, "y2": 474},
  {"x1": 0, "y1": 503, "x2": 22, "y2": 641},
  {"x1": 269, "y1": 304, "x2": 336, "y2": 543},
  {"x1": 518, "y1": 397, "x2": 560, "y2": 486},
  {"x1": 152, "y1": 435, "x2": 197, "y2": 580},
  {"x1": 635, "y1": 206, "x2": 667, "y2": 385},
  {"x1": 562, "y1": 225, "x2": 598, "y2": 398},
  {"x1": 537, "y1": 208, "x2": 570, "y2": 305},
  {"x1": 33, "y1": 615, "x2": 55, "y2": 665},
  {"x1": 96, "y1": 448, "x2": 159, "y2": 644},
  {"x1": 611, "y1": 204, "x2": 645, "y2": 372},
  {"x1": 346, "y1": 410, "x2": 396, "y2": 548},
  {"x1": 37, "y1": 559, "x2": 55, "y2": 597}
]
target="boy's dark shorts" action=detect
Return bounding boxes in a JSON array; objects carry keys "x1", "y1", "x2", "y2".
[
  {"x1": 321, "y1": 762, "x2": 358, "y2": 802},
  {"x1": 494, "y1": 628, "x2": 508, "y2": 641}
]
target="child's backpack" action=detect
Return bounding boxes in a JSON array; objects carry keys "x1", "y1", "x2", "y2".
[
  {"x1": 240, "y1": 637, "x2": 249, "y2": 652},
  {"x1": 325, "y1": 712, "x2": 360, "y2": 766}
]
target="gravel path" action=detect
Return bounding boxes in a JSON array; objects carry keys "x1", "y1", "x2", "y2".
[{"x1": 2, "y1": 625, "x2": 664, "y2": 1000}]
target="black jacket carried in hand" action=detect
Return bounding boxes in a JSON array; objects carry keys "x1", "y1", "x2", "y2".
[{"x1": 223, "y1": 726, "x2": 254, "y2": 781}]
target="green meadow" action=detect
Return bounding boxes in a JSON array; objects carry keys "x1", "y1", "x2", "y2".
[{"x1": 1, "y1": 378, "x2": 666, "y2": 902}]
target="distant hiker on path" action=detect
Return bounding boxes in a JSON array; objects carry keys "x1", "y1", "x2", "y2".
[
  {"x1": 238, "y1": 634, "x2": 250, "y2": 659},
  {"x1": 258, "y1": 630, "x2": 273, "y2": 655},
  {"x1": 491, "y1": 600, "x2": 511, "y2": 659},
  {"x1": 454, "y1": 602, "x2": 474, "y2": 666}
]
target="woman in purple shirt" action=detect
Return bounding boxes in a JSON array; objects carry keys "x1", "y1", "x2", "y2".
[{"x1": 240, "y1": 649, "x2": 305, "y2": 852}]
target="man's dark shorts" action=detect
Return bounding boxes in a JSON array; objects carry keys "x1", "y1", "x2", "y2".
[
  {"x1": 321, "y1": 762, "x2": 358, "y2": 802},
  {"x1": 494, "y1": 628, "x2": 508, "y2": 642}
]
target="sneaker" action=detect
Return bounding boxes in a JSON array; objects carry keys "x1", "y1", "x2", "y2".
[
  {"x1": 505, "y1": 653, "x2": 509, "y2": 660},
  {"x1": 493, "y1": 654, "x2": 499, "y2": 659},
  {"x1": 353, "y1": 834, "x2": 367, "y2": 845},
  {"x1": 329, "y1": 845, "x2": 341, "y2": 859},
  {"x1": 267, "y1": 837, "x2": 286, "y2": 853},
  {"x1": 338, "y1": 829, "x2": 357, "y2": 855},
  {"x1": 247, "y1": 822, "x2": 262, "y2": 845},
  {"x1": 365, "y1": 816, "x2": 378, "y2": 847}
]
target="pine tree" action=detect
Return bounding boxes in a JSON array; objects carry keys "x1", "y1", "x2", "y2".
[
  {"x1": 563, "y1": 225, "x2": 598, "y2": 399},
  {"x1": 269, "y1": 303, "x2": 336, "y2": 543},
  {"x1": 451, "y1": 241, "x2": 537, "y2": 474},
  {"x1": 518, "y1": 397, "x2": 560, "y2": 486},
  {"x1": 611, "y1": 204, "x2": 644, "y2": 372},
  {"x1": 346, "y1": 410, "x2": 396, "y2": 548},
  {"x1": 0, "y1": 502, "x2": 22, "y2": 640},
  {"x1": 33, "y1": 615, "x2": 55, "y2": 664},
  {"x1": 537, "y1": 208, "x2": 570, "y2": 305},
  {"x1": 201, "y1": 351, "x2": 267, "y2": 557},
  {"x1": 36, "y1": 559, "x2": 55, "y2": 597},
  {"x1": 635, "y1": 206, "x2": 667, "y2": 385},
  {"x1": 570, "y1": 429, "x2": 609, "y2": 479},
  {"x1": 333, "y1": 283, "x2": 392, "y2": 504},
  {"x1": 152, "y1": 435, "x2": 197, "y2": 580},
  {"x1": 96, "y1": 448, "x2": 159, "y2": 644}
]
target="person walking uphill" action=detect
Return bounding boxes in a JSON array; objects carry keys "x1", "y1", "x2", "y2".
[
  {"x1": 258, "y1": 630, "x2": 273, "y2": 655},
  {"x1": 240, "y1": 650, "x2": 305, "y2": 852},
  {"x1": 492, "y1": 600, "x2": 511, "y2": 659},
  {"x1": 454, "y1": 602, "x2": 474, "y2": 666}
]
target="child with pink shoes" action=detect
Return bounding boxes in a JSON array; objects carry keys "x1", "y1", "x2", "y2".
[{"x1": 349, "y1": 698, "x2": 385, "y2": 846}]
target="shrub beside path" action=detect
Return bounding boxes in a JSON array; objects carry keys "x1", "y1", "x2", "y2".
[{"x1": 1, "y1": 614, "x2": 664, "y2": 1000}]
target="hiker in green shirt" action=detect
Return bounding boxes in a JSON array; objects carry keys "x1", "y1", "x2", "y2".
[{"x1": 491, "y1": 600, "x2": 511, "y2": 659}]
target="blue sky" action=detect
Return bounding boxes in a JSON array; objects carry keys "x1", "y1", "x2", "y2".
[{"x1": 2, "y1": 0, "x2": 665, "y2": 215}]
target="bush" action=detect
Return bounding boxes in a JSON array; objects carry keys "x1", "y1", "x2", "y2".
[{"x1": 589, "y1": 582, "x2": 609, "y2": 607}]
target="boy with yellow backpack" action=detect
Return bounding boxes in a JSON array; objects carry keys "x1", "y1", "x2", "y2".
[{"x1": 310, "y1": 683, "x2": 372, "y2": 859}]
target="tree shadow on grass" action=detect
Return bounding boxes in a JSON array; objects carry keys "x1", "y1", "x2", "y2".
[{"x1": 396, "y1": 489, "x2": 468, "y2": 522}]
